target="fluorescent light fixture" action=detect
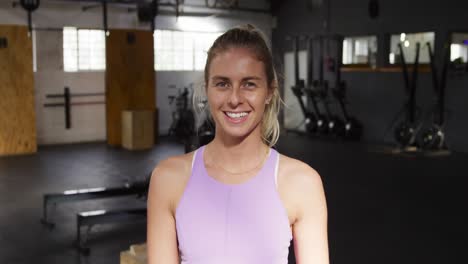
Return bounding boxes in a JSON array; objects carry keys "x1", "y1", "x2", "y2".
[
  {"x1": 400, "y1": 33, "x2": 406, "y2": 42},
  {"x1": 389, "y1": 53, "x2": 395, "y2": 64},
  {"x1": 81, "y1": 210, "x2": 107, "y2": 217},
  {"x1": 176, "y1": 16, "x2": 221, "y2": 32}
]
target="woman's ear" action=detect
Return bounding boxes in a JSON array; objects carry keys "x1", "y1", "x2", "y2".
[
  {"x1": 265, "y1": 91, "x2": 273, "y2": 105},
  {"x1": 266, "y1": 81, "x2": 276, "y2": 105}
]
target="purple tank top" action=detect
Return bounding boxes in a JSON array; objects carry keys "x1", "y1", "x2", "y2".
[{"x1": 175, "y1": 145, "x2": 293, "y2": 264}]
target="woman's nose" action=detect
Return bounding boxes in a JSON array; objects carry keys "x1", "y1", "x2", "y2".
[{"x1": 228, "y1": 86, "x2": 243, "y2": 107}]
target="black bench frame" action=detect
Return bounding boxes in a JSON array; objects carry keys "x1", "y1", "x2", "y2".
[
  {"x1": 40, "y1": 183, "x2": 147, "y2": 228},
  {"x1": 75, "y1": 208, "x2": 147, "y2": 254}
]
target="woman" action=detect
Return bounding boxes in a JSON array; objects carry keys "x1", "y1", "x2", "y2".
[{"x1": 147, "y1": 24, "x2": 329, "y2": 264}]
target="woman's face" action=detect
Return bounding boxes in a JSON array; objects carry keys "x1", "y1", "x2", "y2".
[{"x1": 206, "y1": 47, "x2": 272, "y2": 139}]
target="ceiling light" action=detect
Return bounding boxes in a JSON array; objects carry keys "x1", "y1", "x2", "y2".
[
  {"x1": 400, "y1": 33, "x2": 406, "y2": 42},
  {"x1": 176, "y1": 16, "x2": 220, "y2": 32}
]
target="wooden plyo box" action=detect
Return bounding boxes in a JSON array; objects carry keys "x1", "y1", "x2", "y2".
[
  {"x1": 122, "y1": 110, "x2": 154, "y2": 150},
  {"x1": 120, "y1": 243, "x2": 147, "y2": 264}
]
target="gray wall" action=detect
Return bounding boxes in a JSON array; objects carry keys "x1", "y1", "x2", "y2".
[{"x1": 272, "y1": 0, "x2": 468, "y2": 152}]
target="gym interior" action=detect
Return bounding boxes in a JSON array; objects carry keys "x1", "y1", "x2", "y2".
[{"x1": 1, "y1": 0, "x2": 467, "y2": 263}]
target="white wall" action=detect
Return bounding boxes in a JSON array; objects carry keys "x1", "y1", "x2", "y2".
[
  {"x1": 0, "y1": 1, "x2": 272, "y2": 145},
  {"x1": 32, "y1": 28, "x2": 107, "y2": 144},
  {"x1": 283, "y1": 51, "x2": 309, "y2": 131}
]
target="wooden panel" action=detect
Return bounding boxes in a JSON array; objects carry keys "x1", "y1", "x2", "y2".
[
  {"x1": 120, "y1": 243, "x2": 147, "y2": 264},
  {"x1": 106, "y1": 29, "x2": 155, "y2": 146},
  {"x1": 0, "y1": 25, "x2": 36, "y2": 156}
]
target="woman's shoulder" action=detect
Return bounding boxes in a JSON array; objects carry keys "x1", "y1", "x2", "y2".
[
  {"x1": 153, "y1": 151, "x2": 194, "y2": 176},
  {"x1": 151, "y1": 150, "x2": 196, "y2": 187},
  {"x1": 277, "y1": 154, "x2": 326, "y2": 223},
  {"x1": 149, "y1": 151, "x2": 195, "y2": 212},
  {"x1": 277, "y1": 153, "x2": 323, "y2": 191}
]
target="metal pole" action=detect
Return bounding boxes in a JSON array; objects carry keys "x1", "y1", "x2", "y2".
[{"x1": 64, "y1": 87, "x2": 71, "y2": 129}]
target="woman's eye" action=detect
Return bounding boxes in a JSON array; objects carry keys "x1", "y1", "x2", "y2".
[
  {"x1": 215, "y1": 82, "x2": 228, "y2": 88},
  {"x1": 244, "y1": 82, "x2": 257, "y2": 88}
]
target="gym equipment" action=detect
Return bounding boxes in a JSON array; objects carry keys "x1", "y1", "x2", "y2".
[
  {"x1": 102, "y1": 0, "x2": 109, "y2": 36},
  {"x1": 168, "y1": 86, "x2": 196, "y2": 140},
  {"x1": 185, "y1": 116, "x2": 215, "y2": 153},
  {"x1": 419, "y1": 42, "x2": 450, "y2": 150},
  {"x1": 121, "y1": 243, "x2": 147, "y2": 264},
  {"x1": 137, "y1": 0, "x2": 159, "y2": 31},
  {"x1": 303, "y1": 36, "x2": 329, "y2": 134},
  {"x1": 43, "y1": 87, "x2": 105, "y2": 129},
  {"x1": 289, "y1": 34, "x2": 361, "y2": 139},
  {"x1": 40, "y1": 177, "x2": 149, "y2": 228},
  {"x1": 168, "y1": 84, "x2": 213, "y2": 153},
  {"x1": 76, "y1": 208, "x2": 147, "y2": 255},
  {"x1": 290, "y1": 36, "x2": 318, "y2": 133},
  {"x1": 313, "y1": 36, "x2": 345, "y2": 137},
  {"x1": 198, "y1": 118, "x2": 215, "y2": 146},
  {"x1": 19, "y1": 0, "x2": 40, "y2": 35},
  {"x1": 393, "y1": 42, "x2": 422, "y2": 148},
  {"x1": 331, "y1": 83, "x2": 363, "y2": 140},
  {"x1": 331, "y1": 36, "x2": 363, "y2": 140}
]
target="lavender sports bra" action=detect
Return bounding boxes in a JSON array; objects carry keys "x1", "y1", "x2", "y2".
[{"x1": 175, "y1": 146, "x2": 292, "y2": 264}]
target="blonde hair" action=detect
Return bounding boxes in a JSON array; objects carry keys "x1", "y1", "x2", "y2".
[{"x1": 193, "y1": 24, "x2": 282, "y2": 147}]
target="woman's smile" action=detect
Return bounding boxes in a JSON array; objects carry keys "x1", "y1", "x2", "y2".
[{"x1": 224, "y1": 111, "x2": 251, "y2": 124}]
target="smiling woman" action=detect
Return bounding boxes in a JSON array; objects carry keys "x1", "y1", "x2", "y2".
[
  {"x1": 205, "y1": 47, "x2": 273, "y2": 140},
  {"x1": 197, "y1": 24, "x2": 281, "y2": 147},
  {"x1": 147, "y1": 24, "x2": 329, "y2": 264}
]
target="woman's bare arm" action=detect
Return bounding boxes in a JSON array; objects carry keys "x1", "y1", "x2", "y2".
[
  {"x1": 290, "y1": 162, "x2": 329, "y2": 264},
  {"x1": 147, "y1": 158, "x2": 183, "y2": 264}
]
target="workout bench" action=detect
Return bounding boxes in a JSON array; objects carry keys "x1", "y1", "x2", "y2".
[
  {"x1": 76, "y1": 207, "x2": 147, "y2": 255},
  {"x1": 40, "y1": 181, "x2": 148, "y2": 228}
]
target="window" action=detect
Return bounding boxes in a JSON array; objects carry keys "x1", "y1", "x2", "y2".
[
  {"x1": 451, "y1": 33, "x2": 468, "y2": 63},
  {"x1": 342, "y1": 36, "x2": 377, "y2": 66},
  {"x1": 63, "y1": 27, "x2": 106, "y2": 72},
  {"x1": 388, "y1": 32, "x2": 435, "y2": 64},
  {"x1": 154, "y1": 30, "x2": 221, "y2": 71}
]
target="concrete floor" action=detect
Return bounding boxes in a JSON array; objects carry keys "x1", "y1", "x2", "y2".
[
  {"x1": 276, "y1": 133, "x2": 468, "y2": 264},
  {"x1": 1, "y1": 135, "x2": 467, "y2": 264},
  {"x1": 0, "y1": 139, "x2": 184, "y2": 264}
]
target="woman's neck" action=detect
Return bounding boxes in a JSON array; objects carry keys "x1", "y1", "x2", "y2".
[{"x1": 205, "y1": 130, "x2": 269, "y2": 174}]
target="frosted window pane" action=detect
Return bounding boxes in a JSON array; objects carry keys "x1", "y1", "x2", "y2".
[
  {"x1": 451, "y1": 44, "x2": 468, "y2": 63},
  {"x1": 389, "y1": 32, "x2": 435, "y2": 64},
  {"x1": 342, "y1": 35, "x2": 377, "y2": 65},
  {"x1": 63, "y1": 27, "x2": 105, "y2": 72},
  {"x1": 63, "y1": 27, "x2": 78, "y2": 72},
  {"x1": 154, "y1": 30, "x2": 221, "y2": 71}
]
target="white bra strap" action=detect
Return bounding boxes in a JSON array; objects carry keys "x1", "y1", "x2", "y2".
[
  {"x1": 274, "y1": 153, "x2": 280, "y2": 189},
  {"x1": 191, "y1": 149, "x2": 197, "y2": 169}
]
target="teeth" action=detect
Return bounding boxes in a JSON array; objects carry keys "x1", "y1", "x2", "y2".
[{"x1": 226, "y1": 112, "x2": 248, "y2": 118}]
